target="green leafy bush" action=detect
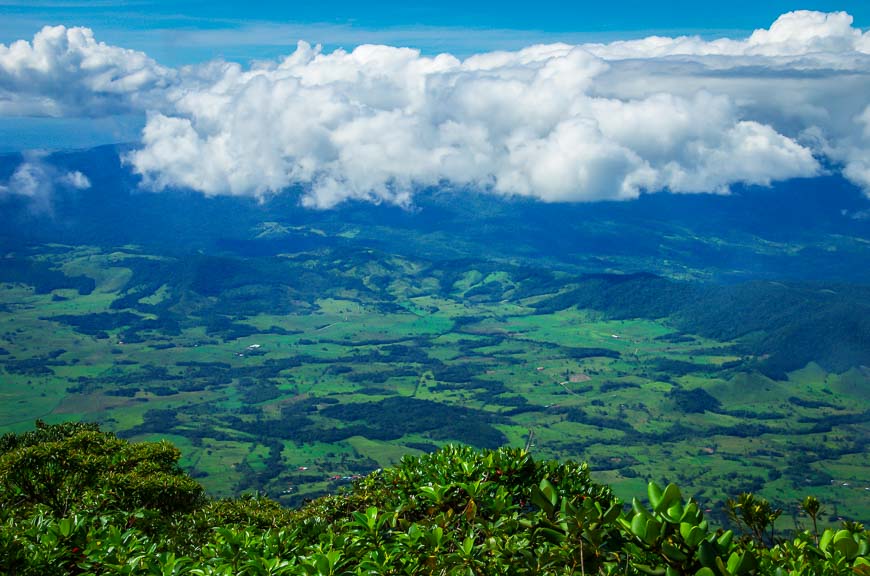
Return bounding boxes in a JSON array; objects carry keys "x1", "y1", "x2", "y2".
[{"x1": 0, "y1": 422, "x2": 867, "y2": 575}]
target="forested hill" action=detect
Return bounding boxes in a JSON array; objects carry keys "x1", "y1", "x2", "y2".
[
  {"x1": 1, "y1": 422, "x2": 868, "y2": 575},
  {"x1": 3, "y1": 236, "x2": 866, "y2": 376},
  {"x1": 532, "y1": 275, "x2": 870, "y2": 377}
]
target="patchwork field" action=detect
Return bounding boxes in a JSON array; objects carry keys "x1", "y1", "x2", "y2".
[{"x1": 1, "y1": 243, "x2": 868, "y2": 527}]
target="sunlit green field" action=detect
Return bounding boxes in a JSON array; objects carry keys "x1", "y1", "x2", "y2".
[{"x1": 1, "y1": 244, "x2": 868, "y2": 527}]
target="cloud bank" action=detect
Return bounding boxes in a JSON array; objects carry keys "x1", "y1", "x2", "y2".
[{"x1": 3, "y1": 11, "x2": 870, "y2": 207}]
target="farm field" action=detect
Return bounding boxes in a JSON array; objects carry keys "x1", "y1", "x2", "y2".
[{"x1": 0, "y1": 242, "x2": 868, "y2": 527}]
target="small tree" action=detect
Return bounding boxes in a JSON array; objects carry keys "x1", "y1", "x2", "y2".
[
  {"x1": 0, "y1": 421, "x2": 204, "y2": 518},
  {"x1": 800, "y1": 495, "x2": 823, "y2": 544},
  {"x1": 726, "y1": 492, "x2": 782, "y2": 546}
]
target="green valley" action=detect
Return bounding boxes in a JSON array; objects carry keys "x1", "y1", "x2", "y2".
[{"x1": 1, "y1": 241, "x2": 867, "y2": 526}]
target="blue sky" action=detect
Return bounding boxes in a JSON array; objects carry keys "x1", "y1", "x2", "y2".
[{"x1": 1, "y1": 1, "x2": 869, "y2": 65}]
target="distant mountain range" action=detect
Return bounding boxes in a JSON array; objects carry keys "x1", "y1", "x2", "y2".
[{"x1": 2, "y1": 144, "x2": 870, "y2": 283}]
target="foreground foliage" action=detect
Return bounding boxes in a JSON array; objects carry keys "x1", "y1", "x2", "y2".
[{"x1": 1, "y1": 422, "x2": 867, "y2": 575}]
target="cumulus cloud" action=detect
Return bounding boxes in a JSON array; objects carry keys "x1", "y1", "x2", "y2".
[
  {"x1": 584, "y1": 10, "x2": 870, "y2": 59},
  {"x1": 0, "y1": 151, "x2": 91, "y2": 210},
  {"x1": 0, "y1": 25, "x2": 173, "y2": 116},
  {"x1": 6, "y1": 11, "x2": 870, "y2": 206},
  {"x1": 126, "y1": 24, "x2": 831, "y2": 207}
]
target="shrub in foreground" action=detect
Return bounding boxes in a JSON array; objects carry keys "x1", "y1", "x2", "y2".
[{"x1": 0, "y1": 422, "x2": 867, "y2": 575}]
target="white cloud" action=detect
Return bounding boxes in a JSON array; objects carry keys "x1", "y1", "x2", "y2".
[
  {"x1": 0, "y1": 25, "x2": 173, "y2": 116},
  {"x1": 59, "y1": 170, "x2": 90, "y2": 189},
  {"x1": 579, "y1": 11, "x2": 870, "y2": 60},
  {"x1": 6, "y1": 160, "x2": 47, "y2": 198},
  {"x1": 0, "y1": 151, "x2": 91, "y2": 210},
  {"x1": 127, "y1": 25, "x2": 830, "y2": 207},
  {"x1": 7, "y1": 12, "x2": 870, "y2": 206}
]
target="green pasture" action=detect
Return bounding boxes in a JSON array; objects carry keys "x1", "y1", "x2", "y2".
[{"x1": 1, "y1": 245, "x2": 868, "y2": 522}]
